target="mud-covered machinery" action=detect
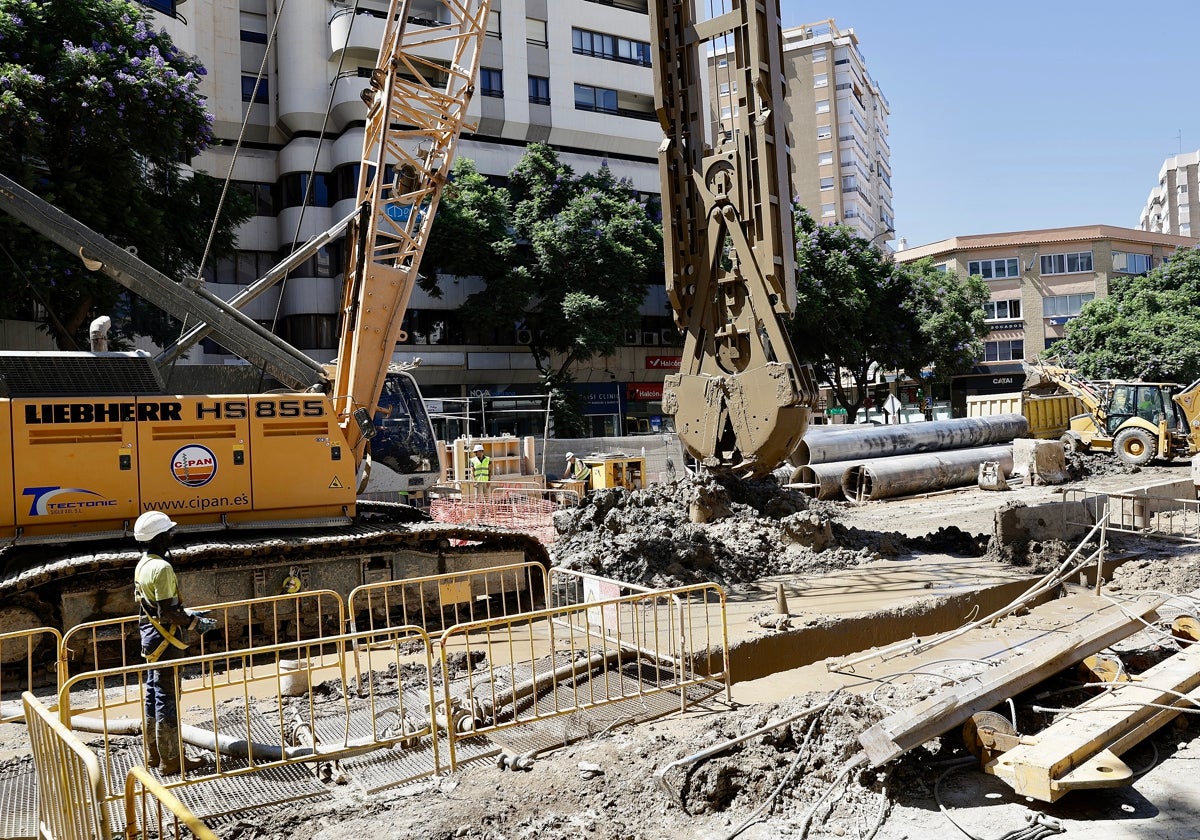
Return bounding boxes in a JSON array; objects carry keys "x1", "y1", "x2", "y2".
[
  {"x1": 1024, "y1": 362, "x2": 1200, "y2": 466},
  {"x1": 649, "y1": 0, "x2": 819, "y2": 478},
  {"x1": 0, "y1": 0, "x2": 548, "y2": 639}
]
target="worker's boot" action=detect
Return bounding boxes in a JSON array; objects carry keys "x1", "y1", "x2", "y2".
[
  {"x1": 157, "y1": 722, "x2": 204, "y2": 775},
  {"x1": 144, "y1": 728, "x2": 160, "y2": 769}
]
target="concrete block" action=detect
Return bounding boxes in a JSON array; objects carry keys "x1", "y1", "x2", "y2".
[{"x1": 1013, "y1": 438, "x2": 1067, "y2": 485}]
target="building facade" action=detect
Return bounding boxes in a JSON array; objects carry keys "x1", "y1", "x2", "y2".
[
  {"x1": 149, "y1": 0, "x2": 676, "y2": 437},
  {"x1": 777, "y1": 20, "x2": 893, "y2": 244},
  {"x1": 1139, "y1": 151, "x2": 1200, "y2": 242},
  {"x1": 897, "y1": 226, "x2": 1192, "y2": 403}
]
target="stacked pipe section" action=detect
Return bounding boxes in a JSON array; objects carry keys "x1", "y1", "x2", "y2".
[{"x1": 780, "y1": 415, "x2": 1028, "y2": 503}]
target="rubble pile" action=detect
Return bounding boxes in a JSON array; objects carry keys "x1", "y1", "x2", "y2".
[{"x1": 551, "y1": 475, "x2": 880, "y2": 588}]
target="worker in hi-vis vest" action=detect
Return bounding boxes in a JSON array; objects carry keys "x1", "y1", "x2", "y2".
[
  {"x1": 565, "y1": 452, "x2": 589, "y2": 483},
  {"x1": 469, "y1": 443, "x2": 491, "y2": 481},
  {"x1": 132, "y1": 510, "x2": 217, "y2": 775}
]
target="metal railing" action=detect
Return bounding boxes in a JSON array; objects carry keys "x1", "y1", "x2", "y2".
[
  {"x1": 123, "y1": 766, "x2": 216, "y2": 840},
  {"x1": 57, "y1": 624, "x2": 439, "y2": 822},
  {"x1": 23, "y1": 691, "x2": 111, "y2": 840},
  {"x1": 0, "y1": 627, "x2": 61, "y2": 723},
  {"x1": 60, "y1": 590, "x2": 347, "y2": 715},
  {"x1": 436, "y1": 580, "x2": 729, "y2": 768},
  {"x1": 348, "y1": 561, "x2": 548, "y2": 636},
  {"x1": 1065, "y1": 488, "x2": 1200, "y2": 542}
]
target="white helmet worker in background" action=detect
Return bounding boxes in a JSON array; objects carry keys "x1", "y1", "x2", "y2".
[
  {"x1": 565, "y1": 452, "x2": 589, "y2": 483},
  {"x1": 131, "y1": 510, "x2": 215, "y2": 775},
  {"x1": 469, "y1": 442, "x2": 491, "y2": 483}
]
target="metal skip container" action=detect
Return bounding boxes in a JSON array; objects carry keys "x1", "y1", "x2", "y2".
[
  {"x1": 794, "y1": 414, "x2": 1028, "y2": 467},
  {"x1": 840, "y1": 445, "x2": 1015, "y2": 504}
]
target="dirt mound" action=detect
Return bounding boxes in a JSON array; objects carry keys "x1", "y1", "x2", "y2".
[
  {"x1": 551, "y1": 475, "x2": 878, "y2": 588},
  {"x1": 1111, "y1": 554, "x2": 1200, "y2": 595},
  {"x1": 1063, "y1": 448, "x2": 1144, "y2": 481}
]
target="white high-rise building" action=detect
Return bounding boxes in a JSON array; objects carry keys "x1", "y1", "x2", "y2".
[{"x1": 1139, "y1": 151, "x2": 1200, "y2": 242}]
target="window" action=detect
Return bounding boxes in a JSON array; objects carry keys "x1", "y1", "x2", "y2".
[
  {"x1": 526, "y1": 17, "x2": 547, "y2": 46},
  {"x1": 934, "y1": 264, "x2": 949, "y2": 273},
  {"x1": 1043, "y1": 293, "x2": 1095, "y2": 318},
  {"x1": 240, "y1": 29, "x2": 268, "y2": 44},
  {"x1": 818, "y1": 151, "x2": 833, "y2": 166},
  {"x1": 812, "y1": 48, "x2": 826, "y2": 61},
  {"x1": 813, "y1": 73, "x2": 828, "y2": 88},
  {"x1": 983, "y1": 299, "x2": 1022, "y2": 321},
  {"x1": 984, "y1": 340, "x2": 1024, "y2": 362},
  {"x1": 574, "y1": 83, "x2": 618, "y2": 113},
  {"x1": 967, "y1": 258, "x2": 1020, "y2": 279},
  {"x1": 572, "y1": 27, "x2": 652, "y2": 66},
  {"x1": 820, "y1": 177, "x2": 834, "y2": 190},
  {"x1": 841, "y1": 175, "x2": 857, "y2": 191},
  {"x1": 1040, "y1": 251, "x2": 1093, "y2": 275},
  {"x1": 276, "y1": 172, "x2": 329, "y2": 210},
  {"x1": 528, "y1": 75, "x2": 550, "y2": 105},
  {"x1": 486, "y1": 9, "x2": 501, "y2": 37},
  {"x1": 480, "y1": 67, "x2": 503, "y2": 98},
  {"x1": 1112, "y1": 251, "x2": 1152, "y2": 275},
  {"x1": 821, "y1": 203, "x2": 836, "y2": 218},
  {"x1": 817, "y1": 125, "x2": 831, "y2": 140},
  {"x1": 232, "y1": 181, "x2": 275, "y2": 216},
  {"x1": 815, "y1": 98, "x2": 830, "y2": 114},
  {"x1": 241, "y1": 75, "x2": 268, "y2": 104}
]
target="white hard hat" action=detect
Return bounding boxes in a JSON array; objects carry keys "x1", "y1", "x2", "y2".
[
  {"x1": 565, "y1": 452, "x2": 575, "y2": 459},
  {"x1": 473, "y1": 444, "x2": 484, "y2": 452},
  {"x1": 134, "y1": 510, "x2": 177, "y2": 542}
]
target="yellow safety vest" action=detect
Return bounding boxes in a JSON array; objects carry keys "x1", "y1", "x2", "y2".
[
  {"x1": 134, "y1": 552, "x2": 188, "y2": 662},
  {"x1": 570, "y1": 459, "x2": 589, "y2": 481},
  {"x1": 472, "y1": 455, "x2": 491, "y2": 482}
]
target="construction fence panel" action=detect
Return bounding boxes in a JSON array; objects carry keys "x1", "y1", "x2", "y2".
[
  {"x1": 56, "y1": 624, "x2": 441, "y2": 828},
  {"x1": 123, "y1": 766, "x2": 216, "y2": 840},
  {"x1": 60, "y1": 590, "x2": 347, "y2": 715},
  {"x1": 348, "y1": 561, "x2": 548, "y2": 636},
  {"x1": 0, "y1": 628, "x2": 61, "y2": 723},
  {"x1": 22, "y1": 691, "x2": 110, "y2": 840},
  {"x1": 429, "y1": 482, "x2": 576, "y2": 544},
  {"x1": 436, "y1": 581, "x2": 730, "y2": 769},
  {"x1": 1065, "y1": 489, "x2": 1200, "y2": 541}
]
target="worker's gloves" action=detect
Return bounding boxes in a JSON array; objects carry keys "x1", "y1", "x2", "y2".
[{"x1": 186, "y1": 609, "x2": 219, "y2": 636}]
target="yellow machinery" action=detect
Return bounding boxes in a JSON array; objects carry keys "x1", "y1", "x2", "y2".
[
  {"x1": 583, "y1": 456, "x2": 647, "y2": 492},
  {"x1": 1025, "y1": 363, "x2": 1200, "y2": 466},
  {"x1": 0, "y1": 0, "x2": 547, "y2": 636}
]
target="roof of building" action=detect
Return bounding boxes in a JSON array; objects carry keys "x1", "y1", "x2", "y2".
[{"x1": 896, "y1": 225, "x2": 1195, "y2": 263}]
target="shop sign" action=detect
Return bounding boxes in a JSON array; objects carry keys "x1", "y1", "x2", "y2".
[
  {"x1": 645, "y1": 356, "x2": 682, "y2": 370},
  {"x1": 626, "y1": 382, "x2": 664, "y2": 401}
]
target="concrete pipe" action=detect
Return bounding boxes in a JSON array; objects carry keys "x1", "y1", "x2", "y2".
[
  {"x1": 840, "y1": 445, "x2": 1014, "y2": 504},
  {"x1": 794, "y1": 415, "x2": 1028, "y2": 466}
]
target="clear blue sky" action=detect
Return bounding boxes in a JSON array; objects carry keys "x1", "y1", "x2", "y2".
[{"x1": 779, "y1": 1, "x2": 1200, "y2": 247}]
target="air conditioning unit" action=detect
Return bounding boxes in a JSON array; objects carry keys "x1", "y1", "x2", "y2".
[
  {"x1": 624, "y1": 328, "x2": 641, "y2": 346},
  {"x1": 660, "y1": 328, "x2": 680, "y2": 346},
  {"x1": 641, "y1": 331, "x2": 659, "y2": 346},
  {"x1": 515, "y1": 328, "x2": 533, "y2": 345}
]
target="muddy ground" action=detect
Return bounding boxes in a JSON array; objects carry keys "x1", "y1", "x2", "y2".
[{"x1": 15, "y1": 455, "x2": 1200, "y2": 839}]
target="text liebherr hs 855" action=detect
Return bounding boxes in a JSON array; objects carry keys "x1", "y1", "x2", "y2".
[{"x1": 0, "y1": 0, "x2": 545, "y2": 640}]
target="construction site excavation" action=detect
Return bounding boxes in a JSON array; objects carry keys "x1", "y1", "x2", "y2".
[{"x1": 8, "y1": 414, "x2": 1200, "y2": 840}]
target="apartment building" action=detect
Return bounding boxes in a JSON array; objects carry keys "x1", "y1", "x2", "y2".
[
  {"x1": 145, "y1": 0, "x2": 674, "y2": 437},
  {"x1": 1139, "y1": 151, "x2": 1200, "y2": 242},
  {"x1": 777, "y1": 20, "x2": 893, "y2": 245},
  {"x1": 897, "y1": 226, "x2": 1191, "y2": 404}
]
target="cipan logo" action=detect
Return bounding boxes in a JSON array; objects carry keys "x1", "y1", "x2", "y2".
[{"x1": 172, "y1": 444, "x2": 217, "y2": 488}]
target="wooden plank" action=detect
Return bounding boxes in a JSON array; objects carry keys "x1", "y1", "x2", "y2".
[
  {"x1": 988, "y1": 643, "x2": 1200, "y2": 801},
  {"x1": 858, "y1": 593, "x2": 1164, "y2": 766}
]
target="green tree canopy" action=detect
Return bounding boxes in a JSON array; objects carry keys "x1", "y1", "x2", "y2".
[
  {"x1": 425, "y1": 144, "x2": 663, "y2": 435},
  {"x1": 0, "y1": 0, "x2": 249, "y2": 349},
  {"x1": 1054, "y1": 247, "x2": 1200, "y2": 382},
  {"x1": 787, "y1": 208, "x2": 988, "y2": 415}
]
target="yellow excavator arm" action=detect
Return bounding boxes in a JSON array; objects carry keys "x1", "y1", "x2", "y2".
[
  {"x1": 332, "y1": 0, "x2": 491, "y2": 460},
  {"x1": 649, "y1": 0, "x2": 819, "y2": 478}
]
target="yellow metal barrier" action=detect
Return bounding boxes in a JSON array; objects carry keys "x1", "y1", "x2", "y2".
[
  {"x1": 57, "y1": 624, "x2": 439, "y2": 822},
  {"x1": 348, "y1": 561, "x2": 548, "y2": 635},
  {"x1": 60, "y1": 589, "x2": 347, "y2": 715},
  {"x1": 23, "y1": 691, "x2": 111, "y2": 840},
  {"x1": 0, "y1": 627, "x2": 62, "y2": 723},
  {"x1": 436, "y1": 580, "x2": 729, "y2": 769},
  {"x1": 123, "y1": 766, "x2": 216, "y2": 840}
]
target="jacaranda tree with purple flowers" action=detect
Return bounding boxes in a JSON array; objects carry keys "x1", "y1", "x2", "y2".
[
  {"x1": 789, "y1": 207, "x2": 988, "y2": 417},
  {"x1": 0, "y1": 0, "x2": 249, "y2": 349}
]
